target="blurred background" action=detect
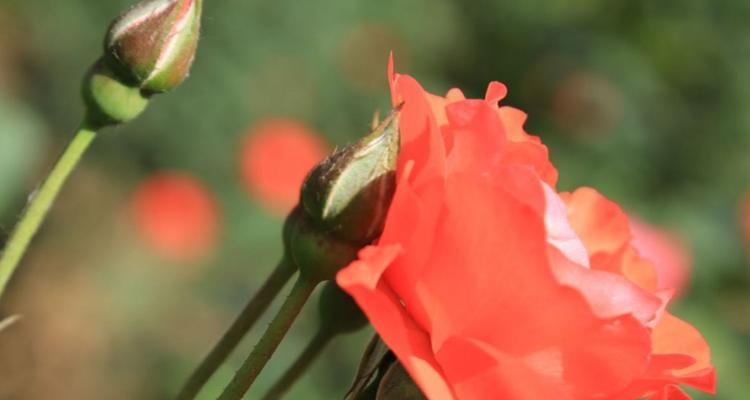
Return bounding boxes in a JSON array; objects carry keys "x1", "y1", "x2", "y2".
[{"x1": 0, "y1": 0, "x2": 749, "y2": 398}]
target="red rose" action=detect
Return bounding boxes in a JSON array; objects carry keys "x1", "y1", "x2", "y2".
[{"x1": 337, "y1": 60, "x2": 715, "y2": 399}]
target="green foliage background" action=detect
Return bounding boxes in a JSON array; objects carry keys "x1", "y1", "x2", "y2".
[{"x1": 0, "y1": 0, "x2": 749, "y2": 398}]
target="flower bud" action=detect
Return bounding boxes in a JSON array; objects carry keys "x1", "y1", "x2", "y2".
[
  {"x1": 318, "y1": 282, "x2": 367, "y2": 335},
  {"x1": 284, "y1": 206, "x2": 360, "y2": 283},
  {"x1": 301, "y1": 110, "x2": 400, "y2": 246},
  {"x1": 104, "y1": 0, "x2": 202, "y2": 94},
  {"x1": 285, "y1": 110, "x2": 400, "y2": 283},
  {"x1": 81, "y1": 59, "x2": 150, "y2": 128},
  {"x1": 376, "y1": 362, "x2": 425, "y2": 400}
]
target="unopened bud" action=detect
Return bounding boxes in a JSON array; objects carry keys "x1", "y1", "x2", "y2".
[
  {"x1": 104, "y1": 0, "x2": 202, "y2": 94},
  {"x1": 284, "y1": 206, "x2": 360, "y2": 283},
  {"x1": 81, "y1": 59, "x2": 150, "y2": 129},
  {"x1": 301, "y1": 110, "x2": 400, "y2": 246},
  {"x1": 376, "y1": 363, "x2": 425, "y2": 400},
  {"x1": 318, "y1": 283, "x2": 367, "y2": 335},
  {"x1": 286, "y1": 111, "x2": 400, "y2": 283}
]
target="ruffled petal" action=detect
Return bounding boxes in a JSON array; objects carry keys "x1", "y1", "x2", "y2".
[
  {"x1": 652, "y1": 313, "x2": 715, "y2": 388},
  {"x1": 563, "y1": 187, "x2": 658, "y2": 291},
  {"x1": 390, "y1": 74, "x2": 446, "y2": 190},
  {"x1": 562, "y1": 187, "x2": 632, "y2": 256},
  {"x1": 337, "y1": 245, "x2": 456, "y2": 400}
]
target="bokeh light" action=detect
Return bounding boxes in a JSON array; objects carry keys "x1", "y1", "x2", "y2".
[
  {"x1": 239, "y1": 118, "x2": 329, "y2": 214},
  {"x1": 130, "y1": 172, "x2": 219, "y2": 262},
  {"x1": 741, "y1": 191, "x2": 750, "y2": 265}
]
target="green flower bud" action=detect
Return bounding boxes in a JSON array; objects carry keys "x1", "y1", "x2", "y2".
[
  {"x1": 104, "y1": 0, "x2": 202, "y2": 94},
  {"x1": 376, "y1": 363, "x2": 425, "y2": 400},
  {"x1": 285, "y1": 110, "x2": 400, "y2": 283},
  {"x1": 318, "y1": 282, "x2": 367, "y2": 335},
  {"x1": 81, "y1": 59, "x2": 150, "y2": 129},
  {"x1": 301, "y1": 110, "x2": 400, "y2": 246},
  {"x1": 284, "y1": 206, "x2": 360, "y2": 283}
]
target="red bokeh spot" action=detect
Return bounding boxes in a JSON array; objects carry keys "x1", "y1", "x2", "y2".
[
  {"x1": 130, "y1": 172, "x2": 219, "y2": 262},
  {"x1": 742, "y1": 191, "x2": 750, "y2": 260},
  {"x1": 240, "y1": 118, "x2": 329, "y2": 214}
]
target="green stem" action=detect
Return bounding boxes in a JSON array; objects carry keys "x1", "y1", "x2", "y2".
[
  {"x1": 0, "y1": 124, "x2": 97, "y2": 300},
  {"x1": 175, "y1": 258, "x2": 296, "y2": 399},
  {"x1": 262, "y1": 329, "x2": 333, "y2": 400},
  {"x1": 218, "y1": 277, "x2": 317, "y2": 400}
]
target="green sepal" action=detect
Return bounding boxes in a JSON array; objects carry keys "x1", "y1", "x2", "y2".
[
  {"x1": 318, "y1": 282, "x2": 368, "y2": 335},
  {"x1": 301, "y1": 110, "x2": 400, "y2": 247},
  {"x1": 81, "y1": 59, "x2": 149, "y2": 129}
]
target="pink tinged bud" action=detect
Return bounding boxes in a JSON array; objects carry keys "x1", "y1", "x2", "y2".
[{"x1": 104, "y1": 0, "x2": 202, "y2": 94}]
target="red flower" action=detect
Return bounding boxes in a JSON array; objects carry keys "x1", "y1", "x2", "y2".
[
  {"x1": 239, "y1": 118, "x2": 328, "y2": 214},
  {"x1": 131, "y1": 171, "x2": 219, "y2": 262},
  {"x1": 337, "y1": 61, "x2": 715, "y2": 399}
]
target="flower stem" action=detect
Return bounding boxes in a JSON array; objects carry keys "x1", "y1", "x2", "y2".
[
  {"x1": 261, "y1": 329, "x2": 332, "y2": 400},
  {"x1": 218, "y1": 277, "x2": 317, "y2": 400},
  {"x1": 0, "y1": 124, "x2": 97, "y2": 300},
  {"x1": 175, "y1": 258, "x2": 296, "y2": 399}
]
